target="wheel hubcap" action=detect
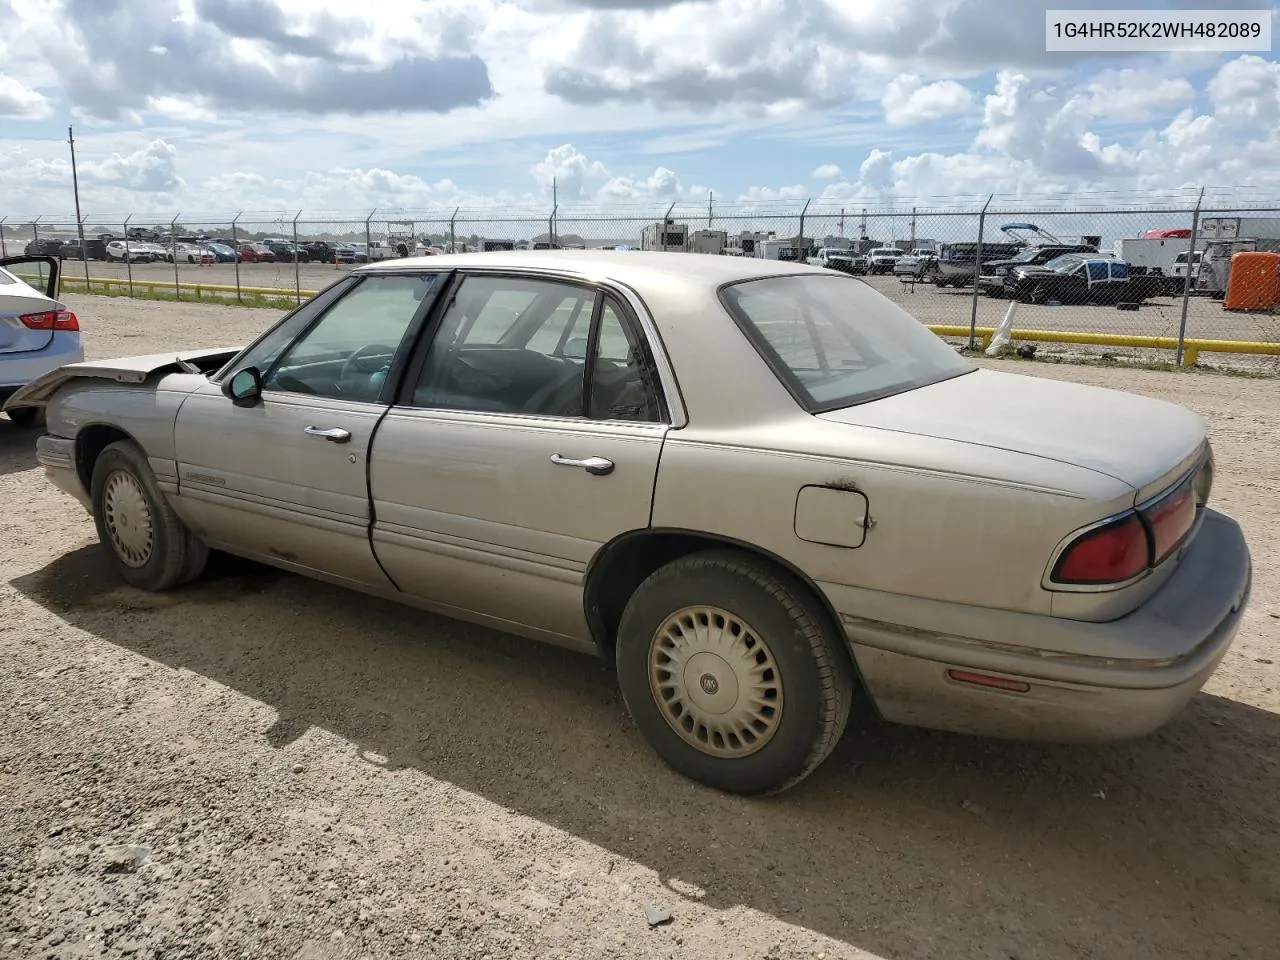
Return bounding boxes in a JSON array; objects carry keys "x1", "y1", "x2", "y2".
[
  {"x1": 648, "y1": 605, "x2": 783, "y2": 758},
  {"x1": 103, "y1": 470, "x2": 154, "y2": 568}
]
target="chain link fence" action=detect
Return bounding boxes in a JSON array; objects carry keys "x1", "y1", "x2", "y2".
[{"x1": 3, "y1": 201, "x2": 1278, "y2": 372}]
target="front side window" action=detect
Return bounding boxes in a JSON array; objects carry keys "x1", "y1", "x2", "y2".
[
  {"x1": 408, "y1": 276, "x2": 664, "y2": 422},
  {"x1": 260, "y1": 274, "x2": 442, "y2": 402},
  {"x1": 719, "y1": 274, "x2": 973, "y2": 413}
]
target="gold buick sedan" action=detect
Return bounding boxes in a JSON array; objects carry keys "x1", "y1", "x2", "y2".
[{"x1": 7, "y1": 251, "x2": 1252, "y2": 795}]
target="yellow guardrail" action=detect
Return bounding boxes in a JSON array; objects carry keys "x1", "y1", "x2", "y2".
[
  {"x1": 34, "y1": 275, "x2": 1280, "y2": 368},
  {"x1": 927, "y1": 325, "x2": 1280, "y2": 367},
  {"x1": 57, "y1": 274, "x2": 321, "y2": 300}
]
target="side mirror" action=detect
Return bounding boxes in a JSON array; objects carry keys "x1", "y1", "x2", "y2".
[
  {"x1": 563, "y1": 337, "x2": 589, "y2": 360},
  {"x1": 222, "y1": 367, "x2": 263, "y2": 407}
]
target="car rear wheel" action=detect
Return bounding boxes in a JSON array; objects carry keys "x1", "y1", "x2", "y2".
[
  {"x1": 615, "y1": 550, "x2": 855, "y2": 795},
  {"x1": 90, "y1": 439, "x2": 208, "y2": 591}
]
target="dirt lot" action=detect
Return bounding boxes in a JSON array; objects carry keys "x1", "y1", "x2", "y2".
[{"x1": 1, "y1": 293, "x2": 1278, "y2": 960}]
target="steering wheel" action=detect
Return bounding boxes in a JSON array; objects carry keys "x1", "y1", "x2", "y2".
[
  {"x1": 341, "y1": 343, "x2": 397, "y2": 379},
  {"x1": 338, "y1": 343, "x2": 398, "y2": 398}
]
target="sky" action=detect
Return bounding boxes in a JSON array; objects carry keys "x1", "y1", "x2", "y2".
[{"x1": 1, "y1": 0, "x2": 1279, "y2": 229}]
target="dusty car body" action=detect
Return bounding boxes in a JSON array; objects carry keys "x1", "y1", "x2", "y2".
[{"x1": 6, "y1": 251, "x2": 1252, "y2": 795}]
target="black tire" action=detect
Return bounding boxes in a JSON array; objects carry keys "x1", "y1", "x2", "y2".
[
  {"x1": 5, "y1": 406, "x2": 42, "y2": 428},
  {"x1": 615, "y1": 550, "x2": 855, "y2": 795},
  {"x1": 90, "y1": 439, "x2": 208, "y2": 591}
]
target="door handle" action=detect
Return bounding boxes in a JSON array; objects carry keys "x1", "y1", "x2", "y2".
[
  {"x1": 304, "y1": 425, "x2": 352, "y2": 443},
  {"x1": 549, "y1": 453, "x2": 615, "y2": 476}
]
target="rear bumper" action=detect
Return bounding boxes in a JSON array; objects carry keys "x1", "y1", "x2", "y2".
[
  {"x1": 825, "y1": 508, "x2": 1252, "y2": 742},
  {"x1": 0, "y1": 333, "x2": 85, "y2": 391}
]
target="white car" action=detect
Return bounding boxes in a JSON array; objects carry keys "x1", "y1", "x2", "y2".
[
  {"x1": 105, "y1": 241, "x2": 156, "y2": 263},
  {"x1": 0, "y1": 256, "x2": 83, "y2": 427}
]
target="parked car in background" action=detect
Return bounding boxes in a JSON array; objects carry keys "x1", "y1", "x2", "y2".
[
  {"x1": 807, "y1": 247, "x2": 866, "y2": 274},
  {"x1": 6, "y1": 251, "x2": 1250, "y2": 796},
  {"x1": 105, "y1": 241, "x2": 156, "y2": 264},
  {"x1": 933, "y1": 241, "x2": 1024, "y2": 287},
  {"x1": 893, "y1": 247, "x2": 938, "y2": 279},
  {"x1": 865, "y1": 247, "x2": 904, "y2": 274},
  {"x1": 24, "y1": 238, "x2": 66, "y2": 258},
  {"x1": 1001, "y1": 254, "x2": 1165, "y2": 304},
  {"x1": 977, "y1": 243, "x2": 1100, "y2": 296},
  {"x1": 0, "y1": 256, "x2": 83, "y2": 427},
  {"x1": 238, "y1": 243, "x2": 277, "y2": 263},
  {"x1": 202, "y1": 243, "x2": 240, "y2": 264},
  {"x1": 166, "y1": 242, "x2": 214, "y2": 265},
  {"x1": 266, "y1": 241, "x2": 310, "y2": 263},
  {"x1": 302, "y1": 241, "x2": 341, "y2": 263}
]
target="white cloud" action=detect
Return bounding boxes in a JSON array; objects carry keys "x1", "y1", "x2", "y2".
[
  {"x1": 881, "y1": 75, "x2": 972, "y2": 126},
  {"x1": 1207, "y1": 54, "x2": 1280, "y2": 127},
  {"x1": 0, "y1": 74, "x2": 53, "y2": 119},
  {"x1": 1083, "y1": 69, "x2": 1195, "y2": 123},
  {"x1": 530, "y1": 144, "x2": 609, "y2": 199},
  {"x1": 738, "y1": 184, "x2": 807, "y2": 202},
  {"x1": 1, "y1": 3, "x2": 1279, "y2": 222}
]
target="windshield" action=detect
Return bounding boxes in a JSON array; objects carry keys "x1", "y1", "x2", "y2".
[
  {"x1": 1042, "y1": 254, "x2": 1083, "y2": 272},
  {"x1": 719, "y1": 274, "x2": 974, "y2": 413},
  {"x1": 1009, "y1": 248, "x2": 1042, "y2": 263}
]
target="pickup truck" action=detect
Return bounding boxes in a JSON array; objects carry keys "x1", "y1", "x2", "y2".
[
  {"x1": 1001, "y1": 254, "x2": 1169, "y2": 305},
  {"x1": 806, "y1": 247, "x2": 867, "y2": 274}
]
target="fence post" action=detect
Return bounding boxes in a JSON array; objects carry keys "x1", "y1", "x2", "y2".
[
  {"x1": 1175, "y1": 187, "x2": 1205, "y2": 367},
  {"x1": 798, "y1": 198, "x2": 811, "y2": 255},
  {"x1": 32, "y1": 215, "x2": 41, "y2": 255},
  {"x1": 708, "y1": 191, "x2": 713, "y2": 228},
  {"x1": 231, "y1": 212, "x2": 242, "y2": 303},
  {"x1": 449, "y1": 207, "x2": 457, "y2": 254},
  {"x1": 366, "y1": 208, "x2": 376, "y2": 262},
  {"x1": 292, "y1": 210, "x2": 302, "y2": 304},
  {"x1": 968, "y1": 194, "x2": 993, "y2": 350},
  {"x1": 910, "y1": 207, "x2": 917, "y2": 247},
  {"x1": 0, "y1": 217, "x2": 6, "y2": 258},
  {"x1": 123, "y1": 216, "x2": 133, "y2": 297},
  {"x1": 170, "y1": 213, "x2": 181, "y2": 299}
]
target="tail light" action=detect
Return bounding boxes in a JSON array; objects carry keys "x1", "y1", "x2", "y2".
[
  {"x1": 1051, "y1": 513, "x2": 1149, "y2": 585},
  {"x1": 1050, "y1": 471, "x2": 1204, "y2": 588},
  {"x1": 19, "y1": 309, "x2": 79, "y2": 331}
]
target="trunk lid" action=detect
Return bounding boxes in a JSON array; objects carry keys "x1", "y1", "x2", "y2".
[
  {"x1": 0, "y1": 272, "x2": 56, "y2": 355},
  {"x1": 819, "y1": 368, "x2": 1206, "y2": 501}
]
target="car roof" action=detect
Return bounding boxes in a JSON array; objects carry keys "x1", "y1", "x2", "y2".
[{"x1": 354, "y1": 249, "x2": 828, "y2": 291}]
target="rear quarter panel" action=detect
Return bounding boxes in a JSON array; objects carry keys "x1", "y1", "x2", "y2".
[{"x1": 650, "y1": 416, "x2": 1135, "y2": 618}]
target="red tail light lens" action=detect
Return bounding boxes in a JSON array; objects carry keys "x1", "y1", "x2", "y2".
[
  {"x1": 1143, "y1": 481, "x2": 1197, "y2": 564},
  {"x1": 20, "y1": 309, "x2": 79, "y2": 331},
  {"x1": 1051, "y1": 513, "x2": 1150, "y2": 585}
]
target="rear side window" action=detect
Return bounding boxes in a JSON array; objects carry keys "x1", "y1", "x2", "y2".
[{"x1": 720, "y1": 274, "x2": 973, "y2": 413}]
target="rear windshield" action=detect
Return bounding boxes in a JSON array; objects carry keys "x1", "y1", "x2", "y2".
[{"x1": 719, "y1": 274, "x2": 974, "y2": 412}]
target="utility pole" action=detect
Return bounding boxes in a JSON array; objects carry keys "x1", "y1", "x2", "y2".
[{"x1": 68, "y1": 126, "x2": 88, "y2": 282}]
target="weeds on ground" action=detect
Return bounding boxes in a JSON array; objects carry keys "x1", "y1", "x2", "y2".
[{"x1": 62, "y1": 282, "x2": 299, "y2": 312}]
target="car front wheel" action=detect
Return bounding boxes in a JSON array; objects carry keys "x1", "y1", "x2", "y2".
[
  {"x1": 615, "y1": 550, "x2": 855, "y2": 795},
  {"x1": 90, "y1": 439, "x2": 208, "y2": 591}
]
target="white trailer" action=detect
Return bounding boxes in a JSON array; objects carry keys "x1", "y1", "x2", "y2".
[
  {"x1": 640, "y1": 219, "x2": 688, "y2": 252},
  {"x1": 1199, "y1": 216, "x2": 1280, "y2": 241},
  {"x1": 1115, "y1": 237, "x2": 1194, "y2": 275},
  {"x1": 689, "y1": 229, "x2": 727, "y2": 255}
]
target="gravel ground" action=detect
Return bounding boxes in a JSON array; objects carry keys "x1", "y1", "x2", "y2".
[{"x1": 1, "y1": 293, "x2": 1278, "y2": 960}]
